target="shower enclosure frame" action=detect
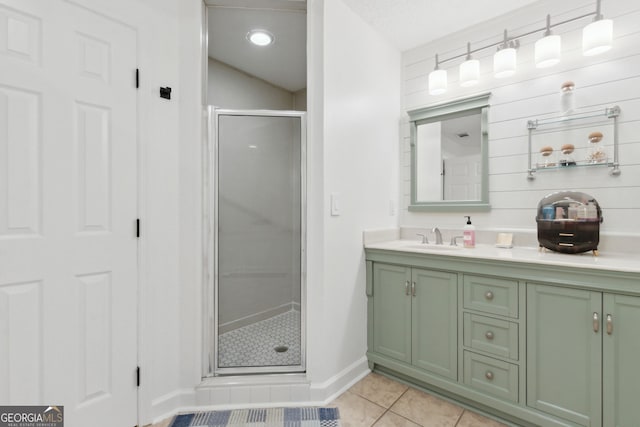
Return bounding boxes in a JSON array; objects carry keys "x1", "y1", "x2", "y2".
[{"x1": 203, "y1": 106, "x2": 307, "y2": 376}]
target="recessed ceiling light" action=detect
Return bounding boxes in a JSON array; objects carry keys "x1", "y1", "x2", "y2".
[{"x1": 247, "y1": 30, "x2": 274, "y2": 47}]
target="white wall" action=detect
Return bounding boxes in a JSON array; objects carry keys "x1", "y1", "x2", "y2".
[
  {"x1": 401, "y1": 0, "x2": 640, "y2": 236},
  {"x1": 207, "y1": 58, "x2": 294, "y2": 110},
  {"x1": 67, "y1": 0, "x2": 191, "y2": 424},
  {"x1": 138, "y1": 0, "x2": 402, "y2": 418},
  {"x1": 294, "y1": 88, "x2": 308, "y2": 110},
  {"x1": 306, "y1": 0, "x2": 401, "y2": 387}
]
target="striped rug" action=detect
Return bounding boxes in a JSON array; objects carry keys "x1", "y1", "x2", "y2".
[{"x1": 169, "y1": 407, "x2": 341, "y2": 427}]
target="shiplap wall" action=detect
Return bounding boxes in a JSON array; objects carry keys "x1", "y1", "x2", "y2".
[{"x1": 400, "y1": 0, "x2": 640, "y2": 235}]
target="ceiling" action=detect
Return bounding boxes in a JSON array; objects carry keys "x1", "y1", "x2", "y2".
[
  {"x1": 341, "y1": 0, "x2": 542, "y2": 51},
  {"x1": 207, "y1": 1, "x2": 307, "y2": 92},
  {"x1": 206, "y1": 0, "x2": 542, "y2": 92}
]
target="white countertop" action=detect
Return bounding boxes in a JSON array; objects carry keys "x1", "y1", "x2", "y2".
[{"x1": 365, "y1": 239, "x2": 640, "y2": 274}]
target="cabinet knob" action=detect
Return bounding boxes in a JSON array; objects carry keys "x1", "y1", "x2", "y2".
[
  {"x1": 485, "y1": 371, "x2": 494, "y2": 381},
  {"x1": 484, "y1": 291, "x2": 494, "y2": 301},
  {"x1": 485, "y1": 331, "x2": 494, "y2": 340}
]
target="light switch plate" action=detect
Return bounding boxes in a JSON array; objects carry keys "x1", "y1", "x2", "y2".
[{"x1": 330, "y1": 193, "x2": 341, "y2": 216}]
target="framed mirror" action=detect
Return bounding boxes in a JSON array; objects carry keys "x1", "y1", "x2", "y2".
[{"x1": 409, "y1": 92, "x2": 491, "y2": 211}]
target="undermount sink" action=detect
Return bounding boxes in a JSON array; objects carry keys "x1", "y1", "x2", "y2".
[{"x1": 404, "y1": 243, "x2": 463, "y2": 251}]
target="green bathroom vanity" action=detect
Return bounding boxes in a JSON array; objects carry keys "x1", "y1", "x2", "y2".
[{"x1": 365, "y1": 241, "x2": 640, "y2": 427}]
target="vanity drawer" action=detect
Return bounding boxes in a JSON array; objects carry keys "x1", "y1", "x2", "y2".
[
  {"x1": 463, "y1": 351, "x2": 519, "y2": 403},
  {"x1": 463, "y1": 313, "x2": 518, "y2": 360},
  {"x1": 463, "y1": 275, "x2": 519, "y2": 318}
]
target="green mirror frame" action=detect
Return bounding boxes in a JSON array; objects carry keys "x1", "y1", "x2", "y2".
[{"x1": 408, "y1": 92, "x2": 491, "y2": 212}]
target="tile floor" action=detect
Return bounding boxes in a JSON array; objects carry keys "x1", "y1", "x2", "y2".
[
  {"x1": 329, "y1": 373, "x2": 508, "y2": 427},
  {"x1": 218, "y1": 310, "x2": 301, "y2": 368},
  {"x1": 150, "y1": 372, "x2": 508, "y2": 427}
]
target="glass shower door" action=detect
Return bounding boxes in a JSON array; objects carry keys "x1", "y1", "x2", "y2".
[{"x1": 213, "y1": 109, "x2": 305, "y2": 375}]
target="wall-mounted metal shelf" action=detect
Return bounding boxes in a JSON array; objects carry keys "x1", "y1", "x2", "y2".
[{"x1": 526, "y1": 106, "x2": 621, "y2": 180}]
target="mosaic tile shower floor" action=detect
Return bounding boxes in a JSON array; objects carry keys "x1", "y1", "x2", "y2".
[{"x1": 218, "y1": 309, "x2": 301, "y2": 368}]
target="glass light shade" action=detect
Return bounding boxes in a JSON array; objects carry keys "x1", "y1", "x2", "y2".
[
  {"x1": 459, "y1": 59, "x2": 480, "y2": 87},
  {"x1": 493, "y1": 48, "x2": 516, "y2": 78},
  {"x1": 583, "y1": 19, "x2": 613, "y2": 56},
  {"x1": 247, "y1": 30, "x2": 274, "y2": 46},
  {"x1": 535, "y1": 35, "x2": 561, "y2": 68},
  {"x1": 428, "y1": 69, "x2": 447, "y2": 95}
]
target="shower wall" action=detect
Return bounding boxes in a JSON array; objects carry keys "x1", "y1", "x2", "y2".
[
  {"x1": 217, "y1": 115, "x2": 301, "y2": 332},
  {"x1": 207, "y1": 58, "x2": 307, "y2": 110}
]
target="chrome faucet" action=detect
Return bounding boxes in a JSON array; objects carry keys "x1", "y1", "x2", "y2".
[
  {"x1": 416, "y1": 233, "x2": 429, "y2": 244},
  {"x1": 431, "y1": 227, "x2": 443, "y2": 245},
  {"x1": 450, "y1": 235, "x2": 464, "y2": 246}
]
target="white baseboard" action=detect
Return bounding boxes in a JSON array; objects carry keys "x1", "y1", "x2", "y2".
[
  {"x1": 313, "y1": 356, "x2": 370, "y2": 404},
  {"x1": 150, "y1": 388, "x2": 196, "y2": 424},
  {"x1": 150, "y1": 356, "x2": 370, "y2": 424}
]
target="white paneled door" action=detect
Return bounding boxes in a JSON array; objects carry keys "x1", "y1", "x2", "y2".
[{"x1": 0, "y1": 1, "x2": 138, "y2": 426}]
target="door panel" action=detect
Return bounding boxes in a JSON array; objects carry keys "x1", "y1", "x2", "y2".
[
  {"x1": 0, "y1": 1, "x2": 137, "y2": 426},
  {"x1": 603, "y1": 294, "x2": 640, "y2": 427},
  {"x1": 372, "y1": 263, "x2": 411, "y2": 363},
  {"x1": 411, "y1": 268, "x2": 457, "y2": 379},
  {"x1": 526, "y1": 284, "x2": 601, "y2": 427}
]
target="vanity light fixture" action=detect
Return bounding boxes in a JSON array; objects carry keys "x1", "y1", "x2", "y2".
[
  {"x1": 459, "y1": 42, "x2": 480, "y2": 87},
  {"x1": 535, "y1": 14, "x2": 562, "y2": 68},
  {"x1": 583, "y1": 0, "x2": 612, "y2": 56},
  {"x1": 493, "y1": 30, "x2": 518, "y2": 78},
  {"x1": 247, "y1": 29, "x2": 274, "y2": 47},
  {"x1": 427, "y1": 0, "x2": 613, "y2": 95},
  {"x1": 428, "y1": 54, "x2": 448, "y2": 95}
]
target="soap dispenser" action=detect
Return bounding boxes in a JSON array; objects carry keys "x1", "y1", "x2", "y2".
[{"x1": 463, "y1": 216, "x2": 476, "y2": 248}]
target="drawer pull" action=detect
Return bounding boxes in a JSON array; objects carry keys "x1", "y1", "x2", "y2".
[
  {"x1": 411, "y1": 281, "x2": 416, "y2": 297},
  {"x1": 405, "y1": 281, "x2": 410, "y2": 296},
  {"x1": 593, "y1": 312, "x2": 599, "y2": 333},
  {"x1": 485, "y1": 371, "x2": 494, "y2": 381},
  {"x1": 485, "y1": 331, "x2": 494, "y2": 340},
  {"x1": 484, "y1": 291, "x2": 494, "y2": 301},
  {"x1": 606, "y1": 314, "x2": 613, "y2": 335},
  {"x1": 558, "y1": 233, "x2": 574, "y2": 237},
  {"x1": 559, "y1": 242, "x2": 574, "y2": 247}
]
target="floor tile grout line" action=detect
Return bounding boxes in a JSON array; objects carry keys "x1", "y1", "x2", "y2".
[
  {"x1": 347, "y1": 385, "x2": 411, "y2": 427},
  {"x1": 454, "y1": 409, "x2": 466, "y2": 426},
  {"x1": 369, "y1": 407, "x2": 389, "y2": 427},
  {"x1": 386, "y1": 388, "x2": 430, "y2": 427},
  {"x1": 373, "y1": 387, "x2": 410, "y2": 426}
]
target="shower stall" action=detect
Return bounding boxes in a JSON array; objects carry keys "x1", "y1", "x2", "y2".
[{"x1": 204, "y1": 107, "x2": 306, "y2": 376}]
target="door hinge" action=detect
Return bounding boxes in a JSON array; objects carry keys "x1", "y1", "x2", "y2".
[
  {"x1": 136, "y1": 366, "x2": 140, "y2": 387},
  {"x1": 136, "y1": 218, "x2": 140, "y2": 238},
  {"x1": 135, "y1": 68, "x2": 139, "y2": 89}
]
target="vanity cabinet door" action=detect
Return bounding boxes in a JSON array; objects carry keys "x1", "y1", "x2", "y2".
[
  {"x1": 527, "y1": 284, "x2": 602, "y2": 427},
  {"x1": 372, "y1": 263, "x2": 412, "y2": 363},
  {"x1": 603, "y1": 294, "x2": 640, "y2": 427},
  {"x1": 412, "y1": 268, "x2": 458, "y2": 380}
]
